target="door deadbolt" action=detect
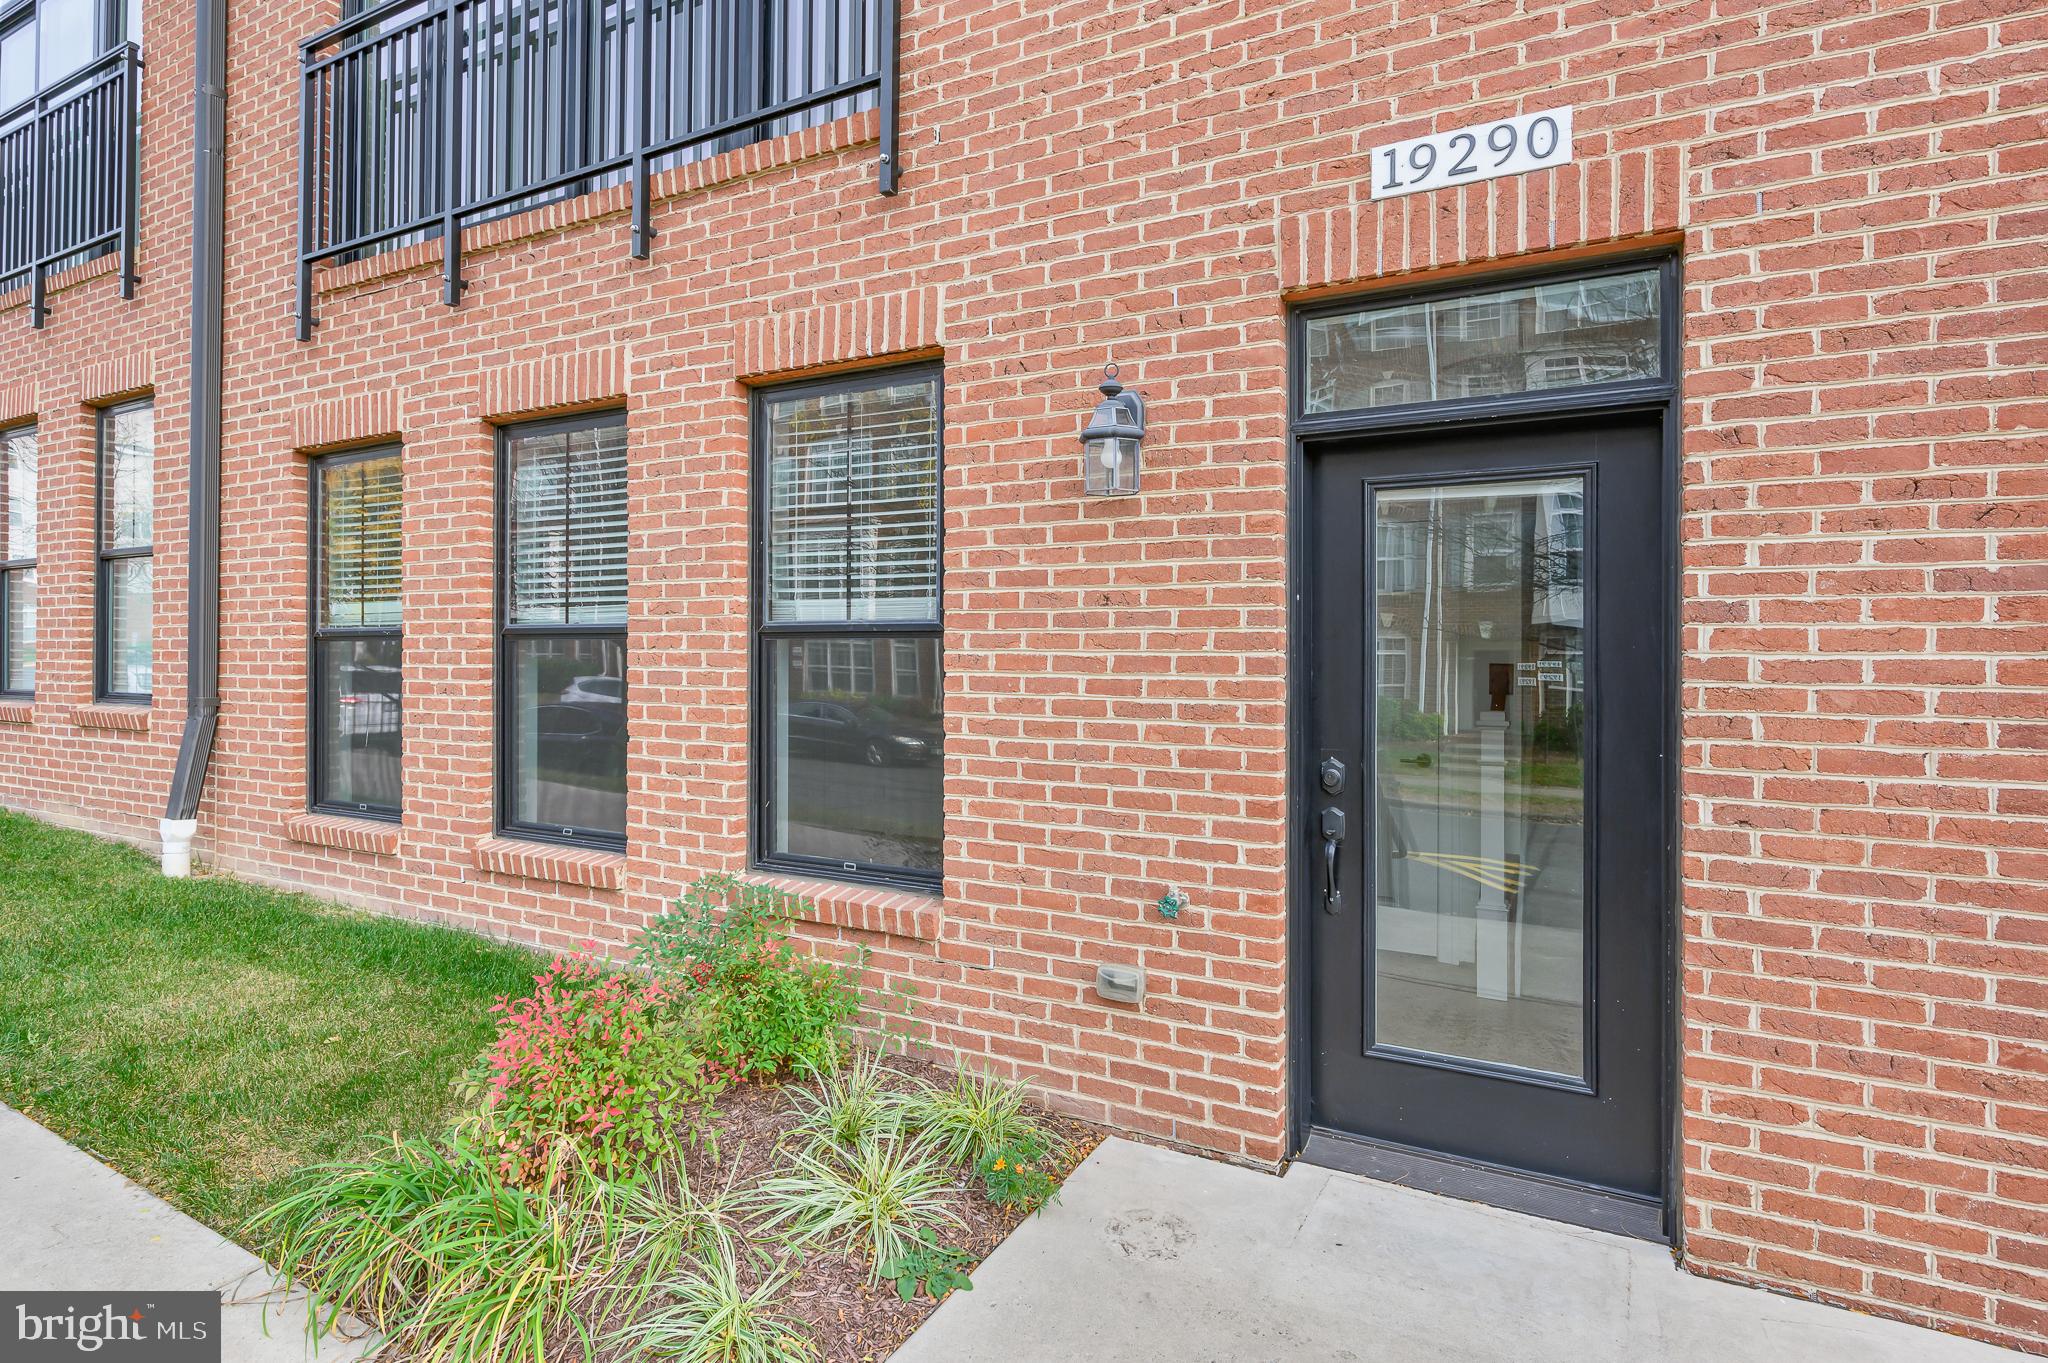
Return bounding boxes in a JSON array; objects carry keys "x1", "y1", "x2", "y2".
[{"x1": 1319, "y1": 756, "x2": 1347, "y2": 795}]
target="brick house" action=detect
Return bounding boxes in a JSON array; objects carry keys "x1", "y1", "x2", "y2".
[{"x1": 0, "y1": 0, "x2": 2044, "y2": 1352}]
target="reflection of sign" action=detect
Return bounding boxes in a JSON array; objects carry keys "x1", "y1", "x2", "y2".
[{"x1": 1516, "y1": 662, "x2": 1568, "y2": 686}]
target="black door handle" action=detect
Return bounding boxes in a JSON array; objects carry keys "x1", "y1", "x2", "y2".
[{"x1": 1319, "y1": 807, "x2": 1345, "y2": 914}]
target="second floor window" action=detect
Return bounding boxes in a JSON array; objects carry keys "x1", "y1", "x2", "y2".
[
  {"x1": 757, "y1": 366, "x2": 942, "y2": 888},
  {"x1": 499, "y1": 414, "x2": 628, "y2": 848},
  {"x1": 0, "y1": 1, "x2": 144, "y2": 313},
  {"x1": 96, "y1": 398, "x2": 149, "y2": 702},
  {"x1": 0, "y1": 423, "x2": 32, "y2": 695},
  {"x1": 0, "y1": 0, "x2": 138, "y2": 114},
  {"x1": 313, "y1": 448, "x2": 402, "y2": 818}
]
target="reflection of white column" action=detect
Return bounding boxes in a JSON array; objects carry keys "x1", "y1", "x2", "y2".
[{"x1": 1475, "y1": 710, "x2": 1510, "y2": 1001}]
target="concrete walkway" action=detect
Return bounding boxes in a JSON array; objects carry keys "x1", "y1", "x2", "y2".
[
  {"x1": 896, "y1": 1137, "x2": 2014, "y2": 1363},
  {"x1": 0, "y1": 1105, "x2": 372, "y2": 1363}
]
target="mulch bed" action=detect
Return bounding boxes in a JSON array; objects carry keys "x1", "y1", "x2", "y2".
[{"x1": 680, "y1": 1052, "x2": 1103, "y2": 1363}]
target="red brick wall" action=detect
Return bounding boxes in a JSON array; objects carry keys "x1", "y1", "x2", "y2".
[
  {"x1": 2, "y1": 0, "x2": 2045, "y2": 1352},
  {"x1": 0, "y1": 1, "x2": 193, "y2": 848}
]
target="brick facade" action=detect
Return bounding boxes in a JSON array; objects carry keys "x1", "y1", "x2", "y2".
[{"x1": 1, "y1": 0, "x2": 2045, "y2": 1353}]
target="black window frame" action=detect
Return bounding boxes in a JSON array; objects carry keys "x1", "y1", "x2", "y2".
[
  {"x1": 0, "y1": 420, "x2": 33, "y2": 697},
  {"x1": 750, "y1": 360, "x2": 944, "y2": 893},
  {"x1": 494, "y1": 409, "x2": 631, "y2": 852},
  {"x1": 93, "y1": 396, "x2": 150, "y2": 704},
  {"x1": 308, "y1": 443, "x2": 404, "y2": 821}
]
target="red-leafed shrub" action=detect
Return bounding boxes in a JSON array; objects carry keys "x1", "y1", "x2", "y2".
[{"x1": 475, "y1": 950, "x2": 720, "y2": 1183}]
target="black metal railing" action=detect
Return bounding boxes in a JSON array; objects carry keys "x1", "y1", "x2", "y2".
[
  {"x1": 297, "y1": 0, "x2": 899, "y2": 338},
  {"x1": 0, "y1": 44, "x2": 143, "y2": 328}
]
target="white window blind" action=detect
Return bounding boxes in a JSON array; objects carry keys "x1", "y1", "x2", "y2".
[
  {"x1": 766, "y1": 377, "x2": 938, "y2": 625},
  {"x1": 321, "y1": 453, "x2": 402, "y2": 628},
  {"x1": 508, "y1": 419, "x2": 628, "y2": 626}
]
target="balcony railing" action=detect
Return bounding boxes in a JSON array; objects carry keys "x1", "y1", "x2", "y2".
[
  {"x1": 0, "y1": 44, "x2": 143, "y2": 328},
  {"x1": 296, "y1": 0, "x2": 900, "y2": 339}
]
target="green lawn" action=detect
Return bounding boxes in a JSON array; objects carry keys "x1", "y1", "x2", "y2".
[{"x1": 0, "y1": 810, "x2": 541, "y2": 1236}]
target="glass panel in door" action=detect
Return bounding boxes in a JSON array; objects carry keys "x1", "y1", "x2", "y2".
[{"x1": 1370, "y1": 476, "x2": 1589, "y2": 1080}]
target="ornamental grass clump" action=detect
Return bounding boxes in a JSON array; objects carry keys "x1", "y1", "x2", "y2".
[
  {"x1": 788, "y1": 1045, "x2": 905, "y2": 1152},
  {"x1": 472, "y1": 950, "x2": 723, "y2": 1184},
  {"x1": 751, "y1": 1134, "x2": 961, "y2": 1279},
  {"x1": 901, "y1": 1064, "x2": 1053, "y2": 1169},
  {"x1": 607, "y1": 1224, "x2": 815, "y2": 1363},
  {"x1": 252, "y1": 1134, "x2": 714, "y2": 1363},
  {"x1": 636, "y1": 875, "x2": 864, "y2": 1080}
]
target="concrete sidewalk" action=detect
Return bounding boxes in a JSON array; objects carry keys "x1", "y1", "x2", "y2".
[
  {"x1": 896, "y1": 1138, "x2": 2013, "y2": 1363},
  {"x1": 0, "y1": 1105, "x2": 372, "y2": 1363}
]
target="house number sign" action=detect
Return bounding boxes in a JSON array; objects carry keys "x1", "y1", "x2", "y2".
[{"x1": 1370, "y1": 107, "x2": 1574, "y2": 201}]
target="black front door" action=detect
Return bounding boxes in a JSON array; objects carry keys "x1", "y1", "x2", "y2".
[{"x1": 1306, "y1": 411, "x2": 1669, "y2": 1209}]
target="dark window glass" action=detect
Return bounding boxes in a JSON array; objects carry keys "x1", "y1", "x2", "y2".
[
  {"x1": 501, "y1": 415, "x2": 628, "y2": 846},
  {"x1": 313, "y1": 449, "x2": 402, "y2": 816},
  {"x1": 1303, "y1": 266, "x2": 1661, "y2": 416},
  {"x1": 96, "y1": 400, "x2": 151, "y2": 700},
  {"x1": 758, "y1": 370, "x2": 941, "y2": 886},
  {"x1": 1, "y1": 425, "x2": 34, "y2": 694}
]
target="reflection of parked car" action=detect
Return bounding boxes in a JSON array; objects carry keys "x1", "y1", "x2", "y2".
[
  {"x1": 535, "y1": 701, "x2": 625, "y2": 779},
  {"x1": 787, "y1": 700, "x2": 941, "y2": 767},
  {"x1": 335, "y1": 663, "x2": 401, "y2": 743},
  {"x1": 560, "y1": 674, "x2": 624, "y2": 707}
]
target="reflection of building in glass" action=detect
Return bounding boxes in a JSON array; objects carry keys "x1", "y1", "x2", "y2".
[
  {"x1": 1306, "y1": 270, "x2": 1659, "y2": 415},
  {"x1": 1373, "y1": 483, "x2": 1585, "y2": 738}
]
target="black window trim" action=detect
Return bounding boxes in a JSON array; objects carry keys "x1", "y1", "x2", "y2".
[
  {"x1": 749, "y1": 359, "x2": 945, "y2": 894},
  {"x1": 0, "y1": 419, "x2": 33, "y2": 697},
  {"x1": 93, "y1": 395, "x2": 150, "y2": 704},
  {"x1": 493, "y1": 408, "x2": 630, "y2": 852},
  {"x1": 308, "y1": 443, "x2": 403, "y2": 822}
]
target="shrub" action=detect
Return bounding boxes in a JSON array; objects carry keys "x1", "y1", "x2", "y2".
[
  {"x1": 977, "y1": 1136, "x2": 1060, "y2": 1214},
  {"x1": 902, "y1": 1066, "x2": 1050, "y2": 1168},
  {"x1": 608, "y1": 1225, "x2": 815, "y2": 1363},
  {"x1": 252, "y1": 1134, "x2": 709, "y2": 1363},
  {"x1": 879, "y1": 1228, "x2": 975, "y2": 1304},
  {"x1": 752, "y1": 1135, "x2": 961, "y2": 1278},
  {"x1": 789, "y1": 1046, "x2": 904, "y2": 1151},
  {"x1": 1377, "y1": 696, "x2": 1445, "y2": 742},
  {"x1": 473, "y1": 951, "x2": 721, "y2": 1183},
  {"x1": 636, "y1": 875, "x2": 863, "y2": 1080}
]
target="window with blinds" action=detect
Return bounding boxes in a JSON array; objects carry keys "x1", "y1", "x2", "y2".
[
  {"x1": 320, "y1": 452, "x2": 403, "y2": 628},
  {"x1": 96, "y1": 399, "x2": 152, "y2": 701},
  {"x1": 756, "y1": 367, "x2": 943, "y2": 888},
  {"x1": 499, "y1": 413, "x2": 629, "y2": 847},
  {"x1": 312, "y1": 447, "x2": 403, "y2": 817},
  {"x1": 0, "y1": 424, "x2": 34, "y2": 695},
  {"x1": 508, "y1": 420, "x2": 630, "y2": 627},
  {"x1": 766, "y1": 376, "x2": 940, "y2": 625}
]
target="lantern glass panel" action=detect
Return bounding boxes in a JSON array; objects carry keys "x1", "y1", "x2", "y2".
[{"x1": 1086, "y1": 435, "x2": 1140, "y2": 497}]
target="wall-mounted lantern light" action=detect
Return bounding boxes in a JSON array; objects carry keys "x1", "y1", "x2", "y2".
[{"x1": 1080, "y1": 364, "x2": 1145, "y2": 497}]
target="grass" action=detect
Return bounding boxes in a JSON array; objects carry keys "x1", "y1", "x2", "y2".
[{"x1": 0, "y1": 809, "x2": 542, "y2": 1235}]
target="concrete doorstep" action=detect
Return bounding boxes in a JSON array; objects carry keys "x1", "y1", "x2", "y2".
[
  {"x1": 893, "y1": 1137, "x2": 2017, "y2": 1363},
  {"x1": 0, "y1": 1105, "x2": 374, "y2": 1363}
]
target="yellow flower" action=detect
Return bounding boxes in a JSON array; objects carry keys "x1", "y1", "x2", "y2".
[{"x1": 992, "y1": 1158, "x2": 1006, "y2": 1171}]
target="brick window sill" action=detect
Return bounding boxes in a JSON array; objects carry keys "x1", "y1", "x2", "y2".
[
  {"x1": 749, "y1": 871, "x2": 940, "y2": 942},
  {"x1": 0, "y1": 700, "x2": 31, "y2": 725},
  {"x1": 473, "y1": 837, "x2": 624, "y2": 891},
  {"x1": 72, "y1": 703, "x2": 149, "y2": 732},
  {"x1": 284, "y1": 812, "x2": 400, "y2": 856}
]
